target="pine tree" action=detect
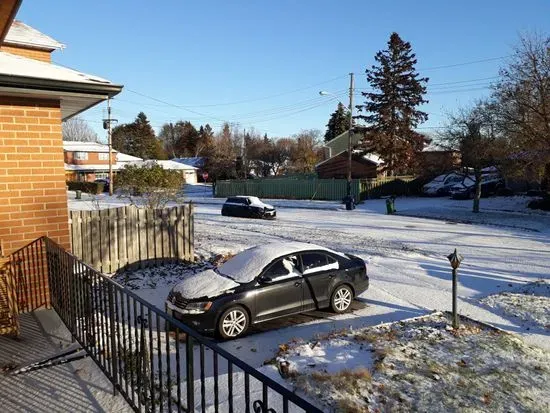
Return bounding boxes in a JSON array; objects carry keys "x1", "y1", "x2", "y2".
[
  {"x1": 356, "y1": 32, "x2": 429, "y2": 174},
  {"x1": 324, "y1": 102, "x2": 351, "y2": 142},
  {"x1": 112, "y1": 112, "x2": 166, "y2": 160}
]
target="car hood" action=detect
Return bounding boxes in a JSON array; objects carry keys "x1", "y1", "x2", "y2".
[
  {"x1": 171, "y1": 269, "x2": 240, "y2": 300},
  {"x1": 250, "y1": 200, "x2": 274, "y2": 209}
]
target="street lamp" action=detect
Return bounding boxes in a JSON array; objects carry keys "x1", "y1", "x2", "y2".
[
  {"x1": 447, "y1": 248, "x2": 464, "y2": 329},
  {"x1": 320, "y1": 72, "x2": 355, "y2": 207}
]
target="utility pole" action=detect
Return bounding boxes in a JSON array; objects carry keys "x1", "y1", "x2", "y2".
[
  {"x1": 242, "y1": 128, "x2": 246, "y2": 179},
  {"x1": 103, "y1": 98, "x2": 117, "y2": 196},
  {"x1": 107, "y1": 98, "x2": 113, "y2": 196},
  {"x1": 346, "y1": 72, "x2": 355, "y2": 199}
]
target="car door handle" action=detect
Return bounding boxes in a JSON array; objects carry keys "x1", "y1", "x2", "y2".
[{"x1": 294, "y1": 281, "x2": 302, "y2": 287}]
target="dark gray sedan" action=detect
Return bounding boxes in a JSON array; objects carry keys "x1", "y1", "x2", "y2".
[
  {"x1": 166, "y1": 242, "x2": 368, "y2": 339},
  {"x1": 221, "y1": 196, "x2": 276, "y2": 219}
]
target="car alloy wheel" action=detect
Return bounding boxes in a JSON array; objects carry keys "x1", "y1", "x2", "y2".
[
  {"x1": 331, "y1": 285, "x2": 353, "y2": 313},
  {"x1": 219, "y1": 307, "x2": 249, "y2": 339}
]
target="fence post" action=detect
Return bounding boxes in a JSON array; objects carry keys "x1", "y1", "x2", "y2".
[{"x1": 107, "y1": 282, "x2": 119, "y2": 395}]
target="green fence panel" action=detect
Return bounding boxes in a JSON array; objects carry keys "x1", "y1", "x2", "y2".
[{"x1": 214, "y1": 178, "x2": 362, "y2": 201}]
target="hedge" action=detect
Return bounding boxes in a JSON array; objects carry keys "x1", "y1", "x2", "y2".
[{"x1": 66, "y1": 181, "x2": 105, "y2": 194}]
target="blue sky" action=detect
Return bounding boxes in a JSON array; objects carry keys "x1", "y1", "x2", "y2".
[{"x1": 17, "y1": 0, "x2": 550, "y2": 140}]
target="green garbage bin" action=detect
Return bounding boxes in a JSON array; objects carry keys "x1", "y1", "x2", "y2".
[{"x1": 385, "y1": 197, "x2": 396, "y2": 214}]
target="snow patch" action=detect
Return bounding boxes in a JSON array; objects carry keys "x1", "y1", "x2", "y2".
[
  {"x1": 172, "y1": 269, "x2": 239, "y2": 299},
  {"x1": 218, "y1": 241, "x2": 346, "y2": 284}
]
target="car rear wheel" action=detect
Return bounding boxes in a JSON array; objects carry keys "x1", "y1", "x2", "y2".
[
  {"x1": 330, "y1": 285, "x2": 353, "y2": 313},
  {"x1": 218, "y1": 306, "x2": 249, "y2": 339}
]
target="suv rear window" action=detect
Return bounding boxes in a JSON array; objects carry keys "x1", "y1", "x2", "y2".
[{"x1": 227, "y1": 197, "x2": 245, "y2": 204}]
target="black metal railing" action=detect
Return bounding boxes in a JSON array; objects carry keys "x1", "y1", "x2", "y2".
[{"x1": 43, "y1": 237, "x2": 321, "y2": 413}]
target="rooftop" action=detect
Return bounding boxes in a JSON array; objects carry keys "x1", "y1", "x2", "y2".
[
  {"x1": 0, "y1": 52, "x2": 123, "y2": 119},
  {"x1": 4, "y1": 20, "x2": 64, "y2": 50},
  {"x1": 172, "y1": 157, "x2": 205, "y2": 168},
  {"x1": 63, "y1": 141, "x2": 116, "y2": 153},
  {"x1": 116, "y1": 152, "x2": 142, "y2": 162}
]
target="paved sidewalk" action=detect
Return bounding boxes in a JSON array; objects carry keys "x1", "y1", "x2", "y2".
[{"x1": 0, "y1": 310, "x2": 131, "y2": 413}]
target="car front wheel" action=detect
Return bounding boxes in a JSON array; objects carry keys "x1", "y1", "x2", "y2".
[
  {"x1": 218, "y1": 306, "x2": 249, "y2": 339},
  {"x1": 331, "y1": 285, "x2": 353, "y2": 313}
]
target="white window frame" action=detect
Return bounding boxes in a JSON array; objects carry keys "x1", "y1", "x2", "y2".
[
  {"x1": 98, "y1": 152, "x2": 109, "y2": 161},
  {"x1": 74, "y1": 151, "x2": 88, "y2": 160}
]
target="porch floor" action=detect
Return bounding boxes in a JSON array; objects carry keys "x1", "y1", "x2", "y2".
[{"x1": 0, "y1": 309, "x2": 132, "y2": 413}]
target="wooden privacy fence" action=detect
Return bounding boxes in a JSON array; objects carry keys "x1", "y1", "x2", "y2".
[{"x1": 69, "y1": 204, "x2": 194, "y2": 274}]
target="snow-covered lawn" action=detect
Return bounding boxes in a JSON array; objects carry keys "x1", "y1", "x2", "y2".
[
  {"x1": 481, "y1": 281, "x2": 550, "y2": 332},
  {"x1": 69, "y1": 187, "x2": 550, "y2": 410},
  {"x1": 268, "y1": 312, "x2": 550, "y2": 412}
]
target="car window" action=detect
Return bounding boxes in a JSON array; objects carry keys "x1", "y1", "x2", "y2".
[
  {"x1": 263, "y1": 255, "x2": 301, "y2": 281},
  {"x1": 227, "y1": 198, "x2": 244, "y2": 204},
  {"x1": 301, "y1": 253, "x2": 339, "y2": 275},
  {"x1": 446, "y1": 175, "x2": 463, "y2": 184}
]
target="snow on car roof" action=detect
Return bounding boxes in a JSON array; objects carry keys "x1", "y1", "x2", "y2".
[{"x1": 218, "y1": 242, "x2": 346, "y2": 284}]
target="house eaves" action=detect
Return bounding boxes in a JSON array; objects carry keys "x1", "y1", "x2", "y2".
[
  {"x1": 0, "y1": 0, "x2": 22, "y2": 44},
  {"x1": 0, "y1": 51, "x2": 123, "y2": 119}
]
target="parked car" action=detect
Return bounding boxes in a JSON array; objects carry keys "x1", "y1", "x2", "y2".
[
  {"x1": 449, "y1": 174, "x2": 505, "y2": 199},
  {"x1": 423, "y1": 172, "x2": 472, "y2": 196},
  {"x1": 165, "y1": 242, "x2": 369, "y2": 339},
  {"x1": 221, "y1": 196, "x2": 276, "y2": 219}
]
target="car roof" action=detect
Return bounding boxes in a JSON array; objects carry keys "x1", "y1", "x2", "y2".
[{"x1": 218, "y1": 241, "x2": 347, "y2": 283}]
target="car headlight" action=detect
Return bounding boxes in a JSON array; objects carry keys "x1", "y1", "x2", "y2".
[{"x1": 184, "y1": 301, "x2": 213, "y2": 314}]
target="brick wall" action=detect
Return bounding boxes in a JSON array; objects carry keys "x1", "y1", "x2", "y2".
[
  {"x1": 0, "y1": 44, "x2": 51, "y2": 62},
  {"x1": 64, "y1": 150, "x2": 116, "y2": 165},
  {"x1": 0, "y1": 96, "x2": 71, "y2": 310}
]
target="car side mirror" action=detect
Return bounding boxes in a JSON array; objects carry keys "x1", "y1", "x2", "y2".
[{"x1": 258, "y1": 275, "x2": 272, "y2": 284}]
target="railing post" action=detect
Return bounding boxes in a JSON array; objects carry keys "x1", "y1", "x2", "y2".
[
  {"x1": 186, "y1": 334, "x2": 194, "y2": 411},
  {"x1": 108, "y1": 282, "x2": 119, "y2": 395}
]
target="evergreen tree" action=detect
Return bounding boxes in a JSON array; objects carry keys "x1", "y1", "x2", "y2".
[
  {"x1": 197, "y1": 124, "x2": 215, "y2": 157},
  {"x1": 356, "y1": 32, "x2": 429, "y2": 174},
  {"x1": 112, "y1": 112, "x2": 166, "y2": 160},
  {"x1": 324, "y1": 102, "x2": 351, "y2": 142}
]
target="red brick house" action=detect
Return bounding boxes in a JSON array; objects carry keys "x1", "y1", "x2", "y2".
[{"x1": 0, "y1": 0, "x2": 122, "y2": 311}]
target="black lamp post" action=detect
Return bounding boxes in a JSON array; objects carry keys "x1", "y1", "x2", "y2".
[{"x1": 447, "y1": 248, "x2": 463, "y2": 329}]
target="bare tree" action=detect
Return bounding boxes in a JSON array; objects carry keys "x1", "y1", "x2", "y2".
[
  {"x1": 289, "y1": 129, "x2": 322, "y2": 174},
  {"x1": 62, "y1": 116, "x2": 99, "y2": 142},
  {"x1": 438, "y1": 102, "x2": 505, "y2": 212},
  {"x1": 493, "y1": 33, "x2": 550, "y2": 187}
]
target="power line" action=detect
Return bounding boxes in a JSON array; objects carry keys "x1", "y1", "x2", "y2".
[
  {"x1": 419, "y1": 55, "x2": 510, "y2": 71},
  {"x1": 125, "y1": 88, "x2": 227, "y2": 123}
]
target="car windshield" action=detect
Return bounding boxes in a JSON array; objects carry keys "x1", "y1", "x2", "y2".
[
  {"x1": 446, "y1": 175, "x2": 463, "y2": 184},
  {"x1": 431, "y1": 175, "x2": 446, "y2": 183}
]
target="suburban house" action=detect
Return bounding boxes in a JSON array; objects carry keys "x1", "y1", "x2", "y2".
[
  {"x1": 421, "y1": 142, "x2": 461, "y2": 176},
  {"x1": 319, "y1": 130, "x2": 461, "y2": 178},
  {"x1": 317, "y1": 130, "x2": 386, "y2": 179},
  {"x1": 173, "y1": 156, "x2": 207, "y2": 180},
  {"x1": 0, "y1": 2, "x2": 122, "y2": 310},
  {"x1": 63, "y1": 140, "x2": 141, "y2": 182},
  {"x1": 317, "y1": 150, "x2": 384, "y2": 179},
  {"x1": 64, "y1": 141, "x2": 198, "y2": 183},
  {"x1": 133, "y1": 159, "x2": 199, "y2": 184}
]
